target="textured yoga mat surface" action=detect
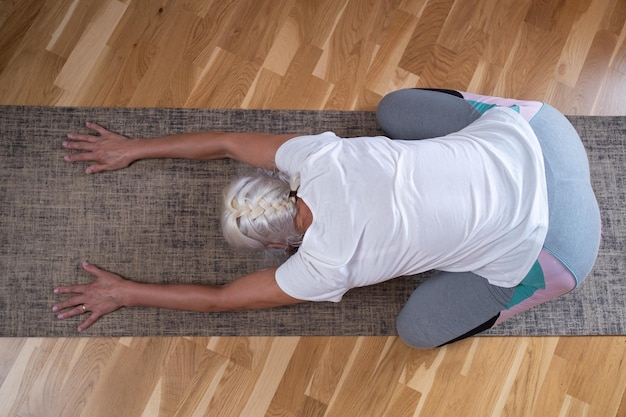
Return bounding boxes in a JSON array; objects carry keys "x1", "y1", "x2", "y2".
[{"x1": 0, "y1": 106, "x2": 624, "y2": 337}]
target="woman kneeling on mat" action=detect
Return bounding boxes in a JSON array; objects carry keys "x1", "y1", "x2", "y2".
[{"x1": 53, "y1": 88, "x2": 601, "y2": 349}]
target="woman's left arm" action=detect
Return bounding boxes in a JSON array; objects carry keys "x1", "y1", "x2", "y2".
[
  {"x1": 53, "y1": 262, "x2": 303, "y2": 332},
  {"x1": 63, "y1": 122, "x2": 298, "y2": 174}
]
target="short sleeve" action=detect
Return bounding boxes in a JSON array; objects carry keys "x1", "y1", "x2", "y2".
[
  {"x1": 275, "y1": 132, "x2": 339, "y2": 176},
  {"x1": 275, "y1": 252, "x2": 349, "y2": 302}
]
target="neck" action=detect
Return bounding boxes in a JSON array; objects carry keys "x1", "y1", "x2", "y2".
[{"x1": 295, "y1": 199, "x2": 313, "y2": 233}]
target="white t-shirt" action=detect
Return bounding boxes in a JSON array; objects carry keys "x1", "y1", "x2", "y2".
[{"x1": 274, "y1": 107, "x2": 548, "y2": 302}]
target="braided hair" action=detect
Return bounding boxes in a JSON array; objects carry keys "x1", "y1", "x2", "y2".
[{"x1": 221, "y1": 170, "x2": 303, "y2": 251}]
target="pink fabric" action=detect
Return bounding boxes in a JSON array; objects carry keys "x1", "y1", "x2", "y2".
[
  {"x1": 461, "y1": 92, "x2": 544, "y2": 123},
  {"x1": 495, "y1": 249, "x2": 576, "y2": 325}
]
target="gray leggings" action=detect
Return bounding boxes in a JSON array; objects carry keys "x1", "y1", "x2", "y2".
[{"x1": 376, "y1": 89, "x2": 601, "y2": 348}]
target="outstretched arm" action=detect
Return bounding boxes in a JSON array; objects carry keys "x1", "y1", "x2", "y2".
[
  {"x1": 63, "y1": 122, "x2": 299, "y2": 173},
  {"x1": 53, "y1": 262, "x2": 303, "y2": 332}
]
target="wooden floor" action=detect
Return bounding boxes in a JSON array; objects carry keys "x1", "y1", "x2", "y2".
[{"x1": 1, "y1": 0, "x2": 625, "y2": 416}]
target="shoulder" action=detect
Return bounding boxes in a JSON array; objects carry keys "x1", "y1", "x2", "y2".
[
  {"x1": 277, "y1": 131, "x2": 340, "y2": 154},
  {"x1": 275, "y1": 251, "x2": 349, "y2": 303},
  {"x1": 223, "y1": 132, "x2": 299, "y2": 169},
  {"x1": 275, "y1": 132, "x2": 341, "y2": 173}
]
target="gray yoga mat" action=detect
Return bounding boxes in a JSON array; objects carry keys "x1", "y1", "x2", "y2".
[{"x1": 0, "y1": 106, "x2": 623, "y2": 337}]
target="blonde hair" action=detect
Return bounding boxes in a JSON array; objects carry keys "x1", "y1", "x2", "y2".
[{"x1": 221, "y1": 170, "x2": 302, "y2": 251}]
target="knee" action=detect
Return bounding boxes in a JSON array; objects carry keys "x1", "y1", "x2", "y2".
[
  {"x1": 396, "y1": 310, "x2": 445, "y2": 350},
  {"x1": 376, "y1": 88, "x2": 481, "y2": 140},
  {"x1": 375, "y1": 90, "x2": 406, "y2": 135},
  {"x1": 376, "y1": 89, "x2": 432, "y2": 137}
]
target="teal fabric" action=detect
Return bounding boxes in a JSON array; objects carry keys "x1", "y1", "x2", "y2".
[
  {"x1": 466, "y1": 100, "x2": 520, "y2": 115},
  {"x1": 505, "y1": 260, "x2": 545, "y2": 309}
]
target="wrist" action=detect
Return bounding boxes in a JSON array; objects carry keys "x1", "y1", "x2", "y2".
[
  {"x1": 124, "y1": 138, "x2": 143, "y2": 164},
  {"x1": 118, "y1": 279, "x2": 142, "y2": 307}
]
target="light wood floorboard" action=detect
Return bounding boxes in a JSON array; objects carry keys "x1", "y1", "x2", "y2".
[{"x1": 1, "y1": 1, "x2": 625, "y2": 416}]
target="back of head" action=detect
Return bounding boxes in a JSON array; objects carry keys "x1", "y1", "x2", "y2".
[{"x1": 221, "y1": 170, "x2": 302, "y2": 251}]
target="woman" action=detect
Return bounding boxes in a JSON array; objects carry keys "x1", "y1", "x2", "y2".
[{"x1": 53, "y1": 89, "x2": 601, "y2": 348}]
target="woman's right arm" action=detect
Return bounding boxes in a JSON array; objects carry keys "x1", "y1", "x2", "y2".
[
  {"x1": 63, "y1": 122, "x2": 298, "y2": 173},
  {"x1": 53, "y1": 262, "x2": 303, "y2": 332}
]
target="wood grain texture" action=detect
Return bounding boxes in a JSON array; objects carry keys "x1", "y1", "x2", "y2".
[{"x1": 1, "y1": 0, "x2": 625, "y2": 416}]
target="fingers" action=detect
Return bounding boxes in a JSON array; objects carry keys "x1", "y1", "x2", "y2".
[
  {"x1": 53, "y1": 301, "x2": 100, "y2": 332},
  {"x1": 65, "y1": 122, "x2": 109, "y2": 142},
  {"x1": 64, "y1": 122, "x2": 110, "y2": 149},
  {"x1": 52, "y1": 286, "x2": 86, "y2": 308},
  {"x1": 63, "y1": 151, "x2": 95, "y2": 163},
  {"x1": 62, "y1": 141, "x2": 110, "y2": 173},
  {"x1": 84, "y1": 122, "x2": 110, "y2": 136},
  {"x1": 66, "y1": 133, "x2": 98, "y2": 143},
  {"x1": 63, "y1": 138, "x2": 97, "y2": 151},
  {"x1": 86, "y1": 164, "x2": 108, "y2": 174},
  {"x1": 63, "y1": 131, "x2": 99, "y2": 165},
  {"x1": 54, "y1": 285, "x2": 83, "y2": 296},
  {"x1": 77, "y1": 312, "x2": 102, "y2": 332},
  {"x1": 63, "y1": 153, "x2": 110, "y2": 174},
  {"x1": 81, "y1": 261, "x2": 106, "y2": 277},
  {"x1": 52, "y1": 304, "x2": 88, "y2": 320},
  {"x1": 63, "y1": 123, "x2": 131, "y2": 174},
  {"x1": 52, "y1": 262, "x2": 93, "y2": 306},
  {"x1": 53, "y1": 261, "x2": 113, "y2": 332}
]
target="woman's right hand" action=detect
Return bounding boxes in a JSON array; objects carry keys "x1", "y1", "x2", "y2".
[
  {"x1": 63, "y1": 122, "x2": 136, "y2": 174},
  {"x1": 53, "y1": 262, "x2": 130, "y2": 332}
]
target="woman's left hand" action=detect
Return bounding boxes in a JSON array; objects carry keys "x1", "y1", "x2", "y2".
[
  {"x1": 53, "y1": 262, "x2": 129, "y2": 332},
  {"x1": 63, "y1": 122, "x2": 135, "y2": 174}
]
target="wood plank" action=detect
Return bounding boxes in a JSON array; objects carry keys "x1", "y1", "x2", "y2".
[
  {"x1": 54, "y1": 0, "x2": 128, "y2": 94},
  {"x1": 554, "y1": 0, "x2": 611, "y2": 86},
  {"x1": 0, "y1": 1, "x2": 625, "y2": 416}
]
